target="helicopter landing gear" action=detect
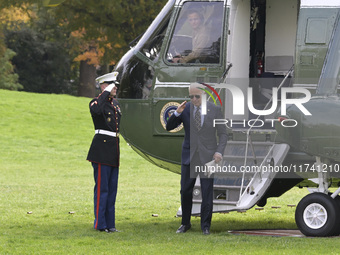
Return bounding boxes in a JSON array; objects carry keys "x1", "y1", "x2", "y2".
[
  {"x1": 295, "y1": 192, "x2": 340, "y2": 236},
  {"x1": 295, "y1": 157, "x2": 340, "y2": 236}
]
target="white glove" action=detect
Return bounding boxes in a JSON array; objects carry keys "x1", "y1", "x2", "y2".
[{"x1": 104, "y1": 84, "x2": 116, "y2": 92}]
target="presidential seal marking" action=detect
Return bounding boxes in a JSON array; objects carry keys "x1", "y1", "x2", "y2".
[{"x1": 160, "y1": 102, "x2": 183, "y2": 132}]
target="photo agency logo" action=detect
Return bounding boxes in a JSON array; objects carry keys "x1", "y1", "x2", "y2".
[
  {"x1": 200, "y1": 83, "x2": 312, "y2": 128},
  {"x1": 199, "y1": 83, "x2": 223, "y2": 114}
]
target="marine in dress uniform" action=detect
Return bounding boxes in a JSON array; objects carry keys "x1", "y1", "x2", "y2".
[{"x1": 87, "y1": 72, "x2": 122, "y2": 233}]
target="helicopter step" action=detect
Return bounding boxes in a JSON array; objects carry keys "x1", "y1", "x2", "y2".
[{"x1": 186, "y1": 140, "x2": 290, "y2": 215}]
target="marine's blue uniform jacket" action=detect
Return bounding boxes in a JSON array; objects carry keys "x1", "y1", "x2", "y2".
[{"x1": 87, "y1": 90, "x2": 121, "y2": 166}]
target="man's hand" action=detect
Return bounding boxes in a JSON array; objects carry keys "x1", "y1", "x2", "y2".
[
  {"x1": 172, "y1": 55, "x2": 182, "y2": 63},
  {"x1": 176, "y1": 101, "x2": 187, "y2": 114},
  {"x1": 104, "y1": 84, "x2": 116, "y2": 93},
  {"x1": 213, "y1": 152, "x2": 223, "y2": 163}
]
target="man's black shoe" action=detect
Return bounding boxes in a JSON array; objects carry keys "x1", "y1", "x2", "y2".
[
  {"x1": 97, "y1": 228, "x2": 109, "y2": 233},
  {"x1": 107, "y1": 228, "x2": 119, "y2": 233},
  {"x1": 176, "y1": 224, "x2": 191, "y2": 233},
  {"x1": 202, "y1": 229, "x2": 210, "y2": 235}
]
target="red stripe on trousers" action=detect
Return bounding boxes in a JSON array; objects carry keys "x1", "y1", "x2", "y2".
[{"x1": 95, "y1": 163, "x2": 101, "y2": 229}]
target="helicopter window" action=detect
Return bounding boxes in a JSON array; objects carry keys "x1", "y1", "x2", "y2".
[
  {"x1": 166, "y1": 1, "x2": 224, "y2": 64},
  {"x1": 141, "y1": 21, "x2": 169, "y2": 62}
]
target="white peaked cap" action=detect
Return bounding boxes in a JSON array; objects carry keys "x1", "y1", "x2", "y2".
[{"x1": 95, "y1": 72, "x2": 119, "y2": 84}]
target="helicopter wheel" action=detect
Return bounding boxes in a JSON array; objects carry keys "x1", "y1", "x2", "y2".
[
  {"x1": 331, "y1": 194, "x2": 340, "y2": 236},
  {"x1": 295, "y1": 192, "x2": 340, "y2": 237}
]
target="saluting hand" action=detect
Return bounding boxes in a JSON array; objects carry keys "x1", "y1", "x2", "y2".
[
  {"x1": 104, "y1": 84, "x2": 117, "y2": 97},
  {"x1": 176, "y1": 101, "x2": 187, "y2": 114}
]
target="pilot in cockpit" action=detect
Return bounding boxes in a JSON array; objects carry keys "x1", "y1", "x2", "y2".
[{"x1": 172, "y1": 9, "x2": 211, "y2": 63}]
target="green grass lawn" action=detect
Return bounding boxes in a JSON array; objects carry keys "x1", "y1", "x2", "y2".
[{"x1": 0, "y1": 89, "x2": 340, "y2": 254}]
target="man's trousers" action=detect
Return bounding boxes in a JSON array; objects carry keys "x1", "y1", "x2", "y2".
[{"x1": 92, "y1": 163, "x2": 119, "y2": 230}]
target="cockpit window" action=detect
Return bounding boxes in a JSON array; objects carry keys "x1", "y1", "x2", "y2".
[
  {"x1": 141, "y1": 22, "x2": 169, "y2": 62},
  {"x1": 166, "y1": 1, "x2": 224, "y2": 64}
]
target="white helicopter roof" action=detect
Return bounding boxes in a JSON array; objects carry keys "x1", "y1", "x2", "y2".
[{"x1": 297, "y1": 0, "x2": 340, "y2": 8}]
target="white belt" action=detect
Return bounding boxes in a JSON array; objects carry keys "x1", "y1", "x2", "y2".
[{"x1": 95, "y1": 129, "x2": 119, "y2": 137}]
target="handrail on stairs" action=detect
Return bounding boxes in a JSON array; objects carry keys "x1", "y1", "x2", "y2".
[{"x1": 238, "y1": 65, "x2": 295, "y2": 202}]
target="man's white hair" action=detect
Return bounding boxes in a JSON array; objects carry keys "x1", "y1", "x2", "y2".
[{"x1": 189, "y1": 82, "x2": 205, "y2": 92}]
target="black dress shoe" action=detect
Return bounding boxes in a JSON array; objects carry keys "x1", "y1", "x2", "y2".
[
  {"x1": 97, "y1": 228, "x2": 109, "y2": 233},
  {"x1": 176, "y1": 224, "x2": 191, "y2": 233},
  {"x1": 107, "y1": 228, "x2": 119, "y2": 233},
  {"x1": 202, "y1": 228, "x2": 210, "y2": 235}
]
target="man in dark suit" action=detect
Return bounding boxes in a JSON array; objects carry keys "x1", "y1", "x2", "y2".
[
  {"x1": 87, "y1": 72, "x2": 122, "y2": 233},
  {"x1": 166, "y1": 83, "x2": 227, "y2": 235}
]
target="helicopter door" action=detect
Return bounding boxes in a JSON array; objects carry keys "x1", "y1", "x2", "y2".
[
  {"x1": 248, "y1": 0, "x2": 297, "y2": 126},
  {"x1": 224, "y1": 0, "x2": 298, "y2": 125}
]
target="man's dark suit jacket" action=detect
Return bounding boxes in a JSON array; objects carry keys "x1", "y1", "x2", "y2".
[{"x1": 166, "y1": 101, "x2": 227, "y2": 166}]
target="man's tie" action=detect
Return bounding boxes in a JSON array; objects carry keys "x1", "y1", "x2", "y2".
[{"x1": 194, "y1": 107, "x2": 201, "y2": 131}]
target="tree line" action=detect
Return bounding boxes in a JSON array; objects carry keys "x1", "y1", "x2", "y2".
[{"x1": 0, "y1": 0, "x2": 167, "y2": 97}]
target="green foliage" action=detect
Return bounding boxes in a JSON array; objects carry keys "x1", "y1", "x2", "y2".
[
  {"x1": 0, "y1": 23, "x2": 22, "y2": 91},
  {"x1": 0, "y1": 47, "x2": 23, "y2": 90},
  {"x1": 1, "y1": 0, "x2": 168, "y2": 65},
  {"x1": 1, "y1": 90, "x2": 340, "y2": 254},
  {"x1": 4, "y1": 8, "x2": 79, "y2": 94},
  {"x1": 53, "y1": 0, "x2": 168, "y2": 64},
  {"x1": 0, "y1": 0, "x2": 168, "y2": 95}
]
